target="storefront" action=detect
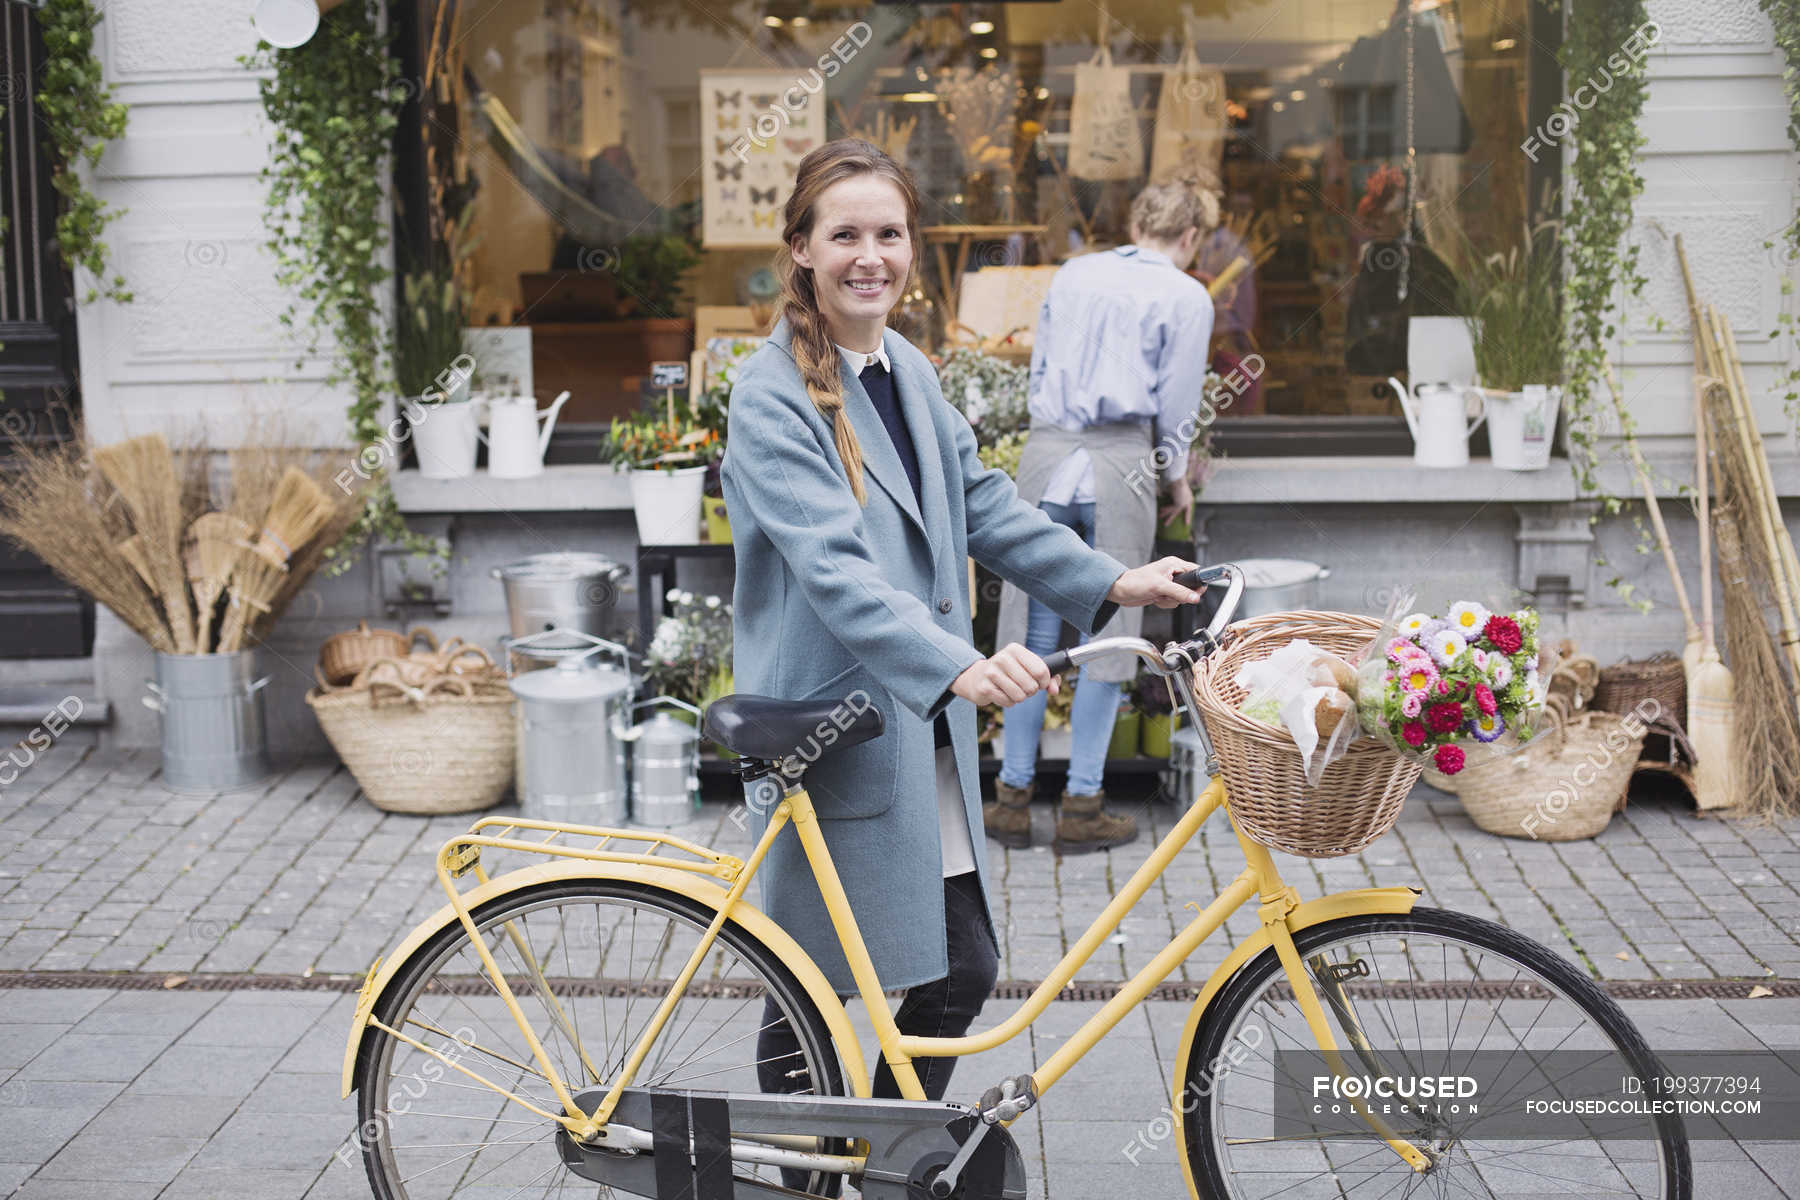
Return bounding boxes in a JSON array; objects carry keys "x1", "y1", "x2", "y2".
[{"x1": 7, "y1": 0, "x2": 1799, "y2": 760}]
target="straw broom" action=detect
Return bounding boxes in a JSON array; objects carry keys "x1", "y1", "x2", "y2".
[
  {"x1": 1705, "y1": 306, "x2": 1800, "y2": 706},
  {"x1": 91, "y1": 435, "x2": 197, "y2": 653},
  {"x1": 187, "y1": 512, "x2": 252, "y2": 654},
  {"x1": 1716, "y1": 311, "x2": 1800, "y2": 657},
  {"x1": 0, "y1": 440, "x2": 177, "y2": 652},
  {"x1": 251, "y1": 466, "x2": 335, "y2": 567},
  {"x1": 1603, "y1": 365, "x2": 1734, "y2": 807},
  {"x1": 1713, "y1": 503, "x2": 1800, "y2": 816},
  {"x1": 215, "y1": 546, "x2": 287, "y2": 654}
]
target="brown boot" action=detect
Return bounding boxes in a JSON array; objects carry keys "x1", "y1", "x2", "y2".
[
  {"x1": 1053, "y1": 789, "x2": 1137, "y2": 855},
  {"x1": 983, "y1": 779, "x2": 1033, "y2": 849}
]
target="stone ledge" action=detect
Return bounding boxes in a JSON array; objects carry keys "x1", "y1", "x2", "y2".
[
  {"x1": 393, "y1": 464, "x2": 635, "y2": 513},
  {"x1": 1198, "y1": 455, "x2": 1792, "y2": 504}
]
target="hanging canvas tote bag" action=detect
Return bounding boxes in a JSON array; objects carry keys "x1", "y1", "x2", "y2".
[
  {"x1": 1068, "y1": 46, "x2": 1145, "y2": 181},
  {"x1": 1151, "y1": 44, "x2": 1227, "y2": 186}
]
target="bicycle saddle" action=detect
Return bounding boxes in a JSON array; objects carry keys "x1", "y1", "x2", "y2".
[{"x1": 702, "y1": 693, "x2": 885, "y2": 761}]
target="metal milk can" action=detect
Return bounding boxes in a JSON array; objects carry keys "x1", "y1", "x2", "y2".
[
  {"x1": 625, "y1": 696, "x2": 703, "y2": 828},
  {"x1": 504, "y1": 630, "x2": 634, "y2": 827}
]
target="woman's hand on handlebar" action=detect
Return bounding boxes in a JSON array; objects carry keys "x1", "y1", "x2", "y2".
[
  {"x1": 1108, "y1": 556, "x2": 1206, "y2": 609},
  {"x1": 951, "y1": 643, "x2": 1061, "y2": 707}
]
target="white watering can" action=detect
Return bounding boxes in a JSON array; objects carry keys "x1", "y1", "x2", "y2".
[
  {"x1": 1387, "y1": 378, "x2": 1485, "y2": 469},
  {"x1": 481, "y1": 390, "x2": 570, "y2": 479}
]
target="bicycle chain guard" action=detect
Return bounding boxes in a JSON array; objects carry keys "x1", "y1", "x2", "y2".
[{"x1": 555, "y1": 1085, "x2": 1026, "y2": 1199}]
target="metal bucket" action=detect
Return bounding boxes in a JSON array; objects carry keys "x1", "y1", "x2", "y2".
[
  {"x1": 504, "y1": 630, "x2": 634, "y2": 826},
  {"x1": 493, "y1": 552, "x2": 629, "y2": 649},
  {"x1": 1198, "y1": 558, "x2": 1330, "y2": 622},
  {"x1": 1163, "y1": 725, "x2": 1207, "y2": 809},
  {"x1": 143, "y1": 651, "x2": 272, "y2": 794}
]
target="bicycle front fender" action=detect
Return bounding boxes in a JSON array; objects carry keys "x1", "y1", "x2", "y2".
[
  {"x1": 1171, "y1": 885, "x2": 1419, "y2": 1200},
  {"x1": 339, "y1": 859, "x2": 872, "y2": 1101}
]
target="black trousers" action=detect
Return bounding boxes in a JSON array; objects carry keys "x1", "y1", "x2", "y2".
[{"x1": 757, "y1": 870, "x2": 1000, "y2": 1103}]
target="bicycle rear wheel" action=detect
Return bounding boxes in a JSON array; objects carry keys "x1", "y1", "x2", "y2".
[
  {"x1": 352, "y1": 878, "x2": 846, "y2": 1199},
  {"x1": 1182, "y1": 908, "x2": 1690, "y2": 1198}
]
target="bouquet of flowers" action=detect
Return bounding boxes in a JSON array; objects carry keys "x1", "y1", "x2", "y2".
[{"x1": 1358, "y1": 600, "x2": 1550, "y2": 776}]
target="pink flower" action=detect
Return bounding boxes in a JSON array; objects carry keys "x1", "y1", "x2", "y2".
[
  {"x1": 1434, "y1": 744, "x2": 1466, "y2": 774},
  {"x1": 1401, "y1": 693, "x2": 1423, "y2": 719},
  {"x1": 1402, "y1": 721, "x2": 1427, "y2": 747},
  {"x1": 1399, "y1": 659, "x2": 1438, "y2": 695},
  {"x1": 1426, "y1": 701, "x2": 1465, "y2": 733},
  {"x1": 1483, "y1": 615, "x2": 1524, "y2": 655},
  {"x1": 1474, "y1": 683, "x2": 1497, "y2": 715},
  {"x1": 1436, "y1": 678, "x2": 1453, "y2": 695}
]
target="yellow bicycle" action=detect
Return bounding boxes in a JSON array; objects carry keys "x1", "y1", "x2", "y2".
[{"x1": 342, "y1": 565, "x2": 1689, "y2": 1198}]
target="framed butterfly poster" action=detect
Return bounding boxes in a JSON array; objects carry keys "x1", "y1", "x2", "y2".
[{"x1": 700, "y1": 68, "x2": 823, "y2": 248}]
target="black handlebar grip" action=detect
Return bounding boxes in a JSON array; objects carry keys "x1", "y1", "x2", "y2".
[
  {"x1": 1040, "y1": 649, "x2": 1072, "y2": 675},
  {"x1": 1174, "y1": 565, "x2": 1228, "y2": 590}
]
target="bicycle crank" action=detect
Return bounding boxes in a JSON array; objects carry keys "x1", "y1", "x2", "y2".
[{"x1": 555, "y1": 1085, "x2": 1026, "y2": 1199}]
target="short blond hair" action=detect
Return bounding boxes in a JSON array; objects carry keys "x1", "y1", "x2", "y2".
[{"x1": 1130, "y1": 181, "x2": 1216, "y2": 241}]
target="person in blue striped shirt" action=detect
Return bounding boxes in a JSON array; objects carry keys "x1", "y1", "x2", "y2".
[{"x1": 988, "y1": 182, "x2": 1216, "y2": 853}]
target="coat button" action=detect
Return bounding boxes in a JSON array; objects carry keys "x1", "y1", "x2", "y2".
[{"x1": 938, "y1": 597, "x2": 953, "y2": 614}]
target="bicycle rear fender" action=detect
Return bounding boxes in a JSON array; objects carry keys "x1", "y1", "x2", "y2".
[
  {"x1": 1171, "y1": 885, "x2": 1419, "y2": 1200},
  {"x1": 340, "y1": 859, "x2": 871, "y2": 1101}
]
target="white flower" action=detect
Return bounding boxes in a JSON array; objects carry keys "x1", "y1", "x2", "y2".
[
  {"x1": 1470, "y1": 647, "x2": 1489, "y2": 672},
  {"x1": 677, "y1": 590, "x2": 694, "y2": 604},
  {"x1": 1447, "y1": 601, "x2": 1491, "y2": 636},
  {"x1": 1428, "y1": 630, "x2": 1468, "y2": 668},
  {"x1": 705, "y1": 595, "x2": 721, "y2": 609},
  {"x1": 1398, "y1": 612, "x2": 1431, "y2": 636},
  {"x1": 666, "y1": 587, "x2": 681, "y2": 602},
  {"x1": 1491, "y1": 658, "x2": 1513, "y2": 688}
]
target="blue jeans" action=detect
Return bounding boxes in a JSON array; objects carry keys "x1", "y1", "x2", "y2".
[{"x1": 998, "y1": 500, "x2": 1123, "y2": 797}]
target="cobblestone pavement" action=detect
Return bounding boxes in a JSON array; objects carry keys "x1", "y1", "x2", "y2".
[
  {"x1": 0, "y1": 988, "x2": 1795, "y2": 1198},
  {"x1": 2, "y1": 746, "x2": 1798, "y2": 986},
  {"x1": 2, "y1": 745, "x2": 1799, "y2": 1195}
]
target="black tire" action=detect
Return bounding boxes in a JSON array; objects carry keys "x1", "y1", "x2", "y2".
[
  {"x1": 1181, "y1": 908, "x2": 1691, "y2": 1199},
  {"x1": 352, "y1": 878, "x2": 847, "y2": 1199}
]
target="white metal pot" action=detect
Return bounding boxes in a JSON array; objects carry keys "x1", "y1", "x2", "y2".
[
  {"x1": 405, "y1": 396, "x2": 479, "y2": 479},
  {"x1": 1485, "y1": 385, "x2": 1561, "y2": 471},
  {"x1": 628, "y1": 466, "x2": 707, "y2": 546}
]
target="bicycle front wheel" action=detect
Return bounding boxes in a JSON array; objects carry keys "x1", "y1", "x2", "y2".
[
  {"x1": 352, "y1": 878, "x2": 846, "y2": 1199},
  {"x1": 1182, "y1": 908, "x2": 1690, "y2": 1198}
]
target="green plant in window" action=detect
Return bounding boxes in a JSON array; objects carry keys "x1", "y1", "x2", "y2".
[
  {"x1": 609, "y1": 233, "x2": 702, "y2": 319},
  {"x1": 36, "y1": 0, "x2": 131, "y2": 304},
  {"x1": 1452, "y1": 220, "x2": 1564, "y2": 393},
  {"x1": 242, "y1": 0, "x2": 442, "y2": 575}
]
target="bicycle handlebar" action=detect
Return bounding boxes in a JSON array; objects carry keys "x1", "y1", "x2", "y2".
[{"x1": 1039, "y1": 563, "x2": 1246, "y2": 676}]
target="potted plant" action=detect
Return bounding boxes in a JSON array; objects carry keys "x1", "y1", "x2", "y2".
[
  {"x1": 1136, "y1": 671, "x2": 1181, "y2": 758},
  {"x1": 1454, "y1": 220, "x2": 1565, "y2": 472},
  {"x1": 395, "y1": 264, "x2": 477, "y2": 478},
  {"x1": 1107, "y1": 695, "x2": 1141, "y2": 759},
  {"x1": 692, "y1": 339, "x2": 757, "y2": 545},
  {"x1": 598, "y1": 231, "x2": 703, "y2": 382},
  {"x1": 606, "y1": 413, "x2": 717, "y2": 546}
]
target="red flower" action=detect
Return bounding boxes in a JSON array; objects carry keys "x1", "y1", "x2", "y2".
[
  {"x1": 1474, "y1": 683, "x2": 1497, "y2": 715},
  {"x1": 1402, "y1": 721, "x2": 1427, "y2": 747},
  {"x1": 1434, "y1": 744, "x2": 1466, "y2": 774},
  {"x1": 1484, "y1": 615, "x2": 1524, "y2": 655},
  {"x1": 1426, "y1": 701, "x2": 1465, "y2": 733}
]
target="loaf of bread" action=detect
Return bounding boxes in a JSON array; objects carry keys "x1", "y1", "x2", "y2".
[
  {"x1": 1313, "y1": 688, "x2": 1354, "y2": 737},
  {"x1": 1307, "y1": 653, "x2": 1359, "y2": 693}
]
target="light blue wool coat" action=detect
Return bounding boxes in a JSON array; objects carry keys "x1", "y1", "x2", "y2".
[{"x1": 720, "y1": 316, "x2": 1128, "y2": 993}]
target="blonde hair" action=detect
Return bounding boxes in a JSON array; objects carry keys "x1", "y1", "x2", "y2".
[
  {"x1": 775, "y1": 138, "x2": 922, "y2": 505},
  {"x1": 1130, "y1": 181, "x2": 1215, "y2": 242}
]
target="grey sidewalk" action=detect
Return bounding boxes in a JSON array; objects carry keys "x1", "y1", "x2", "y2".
[
  {"x1": 0, "y1": 988, "x2": 1797, "y2": 1199},
  {"x1": 1, "y1": 745, "x2": 1798, "y2": 986}
]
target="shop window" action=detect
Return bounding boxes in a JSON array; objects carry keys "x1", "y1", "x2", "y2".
[{"x1": 394, "y1": 0, "x2": 1557, "y2": 460}]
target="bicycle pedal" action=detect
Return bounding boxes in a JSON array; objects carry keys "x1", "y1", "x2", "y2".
[{"x1": 974, "y1": 1074, "x2": 1038, "y2": 1124}]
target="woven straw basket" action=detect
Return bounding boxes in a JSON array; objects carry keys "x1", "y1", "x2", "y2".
[
  {"x1": 306, "y1": 666, "x2": 515, "y2": 815},
  {"x1": 1452, "y1": 694, "x2": 1640, "y2": 841},
  {"x1": 1193, "y1": 611, "x2": 1424, "y2": 858}
]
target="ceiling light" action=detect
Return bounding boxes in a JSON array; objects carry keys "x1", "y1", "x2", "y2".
[
  {"x1": 980, "y1": 47, "x2": 998, "y2": 59},
  {"x1": 1036, "y1": 86, "x2": 1050, "y2": 100},
  {"x1": 1289, "y1": 89, "x2": 1306, "y2": 101},
  {"x1": 1492, "y1": 37, "x2": 1517, "y2": 51},
  {"x1": 900, "y1": 92, "x2": 938, "y2": 103},
  {"x1": 1272, "y1": 100, "x2": 1286, "y2": 112},
  {"x1": 970, "y1": 19, "x2": 994, "y2": 35},
  {"x1": 763, "y1": 15, "x2": 782, "y2": 27},
  {"x1": 791, "y1": 15, "x2": 809, "y2": 26}
]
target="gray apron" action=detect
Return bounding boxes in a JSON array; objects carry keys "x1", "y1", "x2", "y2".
[{"x1": 994, "y1": 419, "x2": 1156, "y2": 685}]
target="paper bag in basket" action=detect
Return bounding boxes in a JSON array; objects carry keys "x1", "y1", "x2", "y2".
[{"x1": 1069, "y1": 47, "x2": 1144, "y2": 181}]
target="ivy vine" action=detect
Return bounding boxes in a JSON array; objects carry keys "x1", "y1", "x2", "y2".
[
  {"x1": 243, "y1": 0, "x2": 441, "y2": 574},
  {"x1": 36, "y1": 0, "x2": 130, "y2": 304},
  {"x1": 1757, "y1": 0, "x2": 1800, "y2": 418}
]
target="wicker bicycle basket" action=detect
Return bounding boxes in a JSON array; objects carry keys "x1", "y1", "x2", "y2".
[
  {"x1": 306, "y1": 667, "x2": 515, "y2": 815},
  {"x1": 1192, "y1": 611, "x2": 1424, "y2": 858}
]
